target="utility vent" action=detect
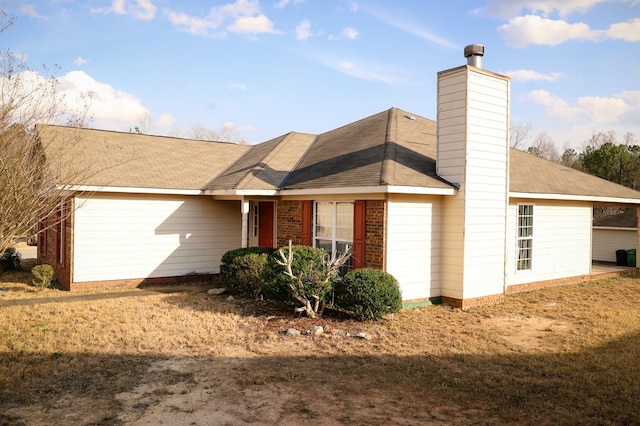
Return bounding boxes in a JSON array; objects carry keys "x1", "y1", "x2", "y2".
[{"x1": 464, "y1": 44, "x2": 484, "y2": 68}]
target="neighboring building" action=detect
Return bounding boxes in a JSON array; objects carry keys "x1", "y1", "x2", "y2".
[
  {"x1": 37, "y1": 46, "x2": 640, "y2": 308},
  {"x1": 593, "y1": 209, "x2": 638, "y2": 263}
]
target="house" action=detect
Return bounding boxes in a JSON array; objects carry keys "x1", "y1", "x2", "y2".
[
  {"x1": 37, "y1": 45, "x2": 640, "y2": 308},
  {"x1": 592, "y1": 209, "x2": 638, "y2": 264}
]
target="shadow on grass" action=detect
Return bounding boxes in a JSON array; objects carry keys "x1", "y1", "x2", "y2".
[{"x1": 1, "y1": 332, "x2": 639, "y2": 425}]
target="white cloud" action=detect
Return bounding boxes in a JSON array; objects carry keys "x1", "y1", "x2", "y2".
[
  {"x1": 505, "y1": 69, "x2": 564, "y2": 82},
  {"x1": 480, "y1": 0, "x2": 613, "y2": 18},
  {"x1": 524, "y1": 89, "x2": 639, "y2": 125},
  {"x1": 228, "y1": 14, "x2": 279, "y2": 35},
  {"x1": 360, "y1": 5, "x2": 456, "y2": 49},
  {"x1": 93, "y1": 0, "x2": 157, "y2": 20},
  {"x1": 56, "y1": 71, "x2": 153, "y2": 129},
  {"x1": 274, "y1": 0, "x2": 304, "y2": 8},
  {"x1": 167, "y1": 0, "x2": 279, "y2": 38},
  {"x1": 74, "y1": 57, "x2": 89, "y2": 66},
  {"x1": 607, "y1": 18, "x2": 640, "y2": 42},
  {"x1": 498, "y1": 15, "x2": 601, "y2": 47},
  {"x1": 227, "y1": 82, "x2": 247, "y2": 90},
  {"x1": 295, "y1": 20, "x2": 311, "y2": 40},
  {"x1": 21, "y1": 5, "x2": 46, "y2": 19},
  {"x1": 328, "y1": 27, "x2": 359, "y2": 41},
  {"x1": 342, "y1": 27, "x2": 359, "y2": 40}
]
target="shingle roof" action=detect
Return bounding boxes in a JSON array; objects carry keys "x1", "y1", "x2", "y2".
[
  {"x1": 38, "y1": 125, "x2": 250, "y2": 191},
  {"x1": 204, "y1": 132, "x2": 316, "y2": 191},
  {"x1": 509, "y1": 149, "x2": 640, "y2": 201},
  {"x1": 281, "y1": 108, "x2": 452, "y2": 190},
  {"x1": 38, "y1": 110, "x2": 640, "y2": 204}
]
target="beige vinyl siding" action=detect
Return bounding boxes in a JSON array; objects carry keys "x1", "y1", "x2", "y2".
[
  {"x1": 386, "y1": 195, "x2": 441, "y2": 301},
  {"x1": 73, "y1": 194, "x2": 241, "y2": 282},
  {"x1": 507, "y1": 201, "x2": 592, "y2": 286},
  {"x1": 437, "y1": 66, "x2": 510, "y2": 300},
  {"x1": 592, "y1": 228, "x2": 637, "y2": 262}
]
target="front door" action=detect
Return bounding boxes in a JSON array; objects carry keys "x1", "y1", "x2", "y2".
[{"x1": 258, "y1": 202, "x2": 274, "y2": 247}]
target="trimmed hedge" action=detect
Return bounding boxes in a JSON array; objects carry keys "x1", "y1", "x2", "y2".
[
  {"x1": 219, "y1": 247, "x2": 274, "y2": 298},
  {"x1": 334, "y1": 268, "x2": 402, "y2": 321}
]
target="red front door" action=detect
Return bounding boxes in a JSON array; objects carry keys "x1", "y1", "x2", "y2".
[{"x1": 258, "y1": 202, "x2": 274, "y2": 247}]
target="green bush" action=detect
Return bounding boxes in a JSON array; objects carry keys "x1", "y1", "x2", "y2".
[
  {"x1": 262, "y1": 245, "x2": 329, "y2": 304},
  {"x1": 0, "y1": 247, "x2": 22, "y2": 272},
  {"x1": 220, "y1": 247, "x2": 274, "y2": 298},
  {"x1": 31, "y1": 264, "x2": 54, "y2": 290},
  {"x1": 334, "y1": 268, "x2": 402, "y2": 321}
]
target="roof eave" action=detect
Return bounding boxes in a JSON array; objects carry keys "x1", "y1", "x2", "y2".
[
  {"x1": 280, "y1": 185, "x2": 456, "y2": 197},
  {"x1": 509, "y1": 191, "x2": 640, "y2": 205},
  {"x1": 62, "y1": 185, "x2": 203, "y2": 196}
]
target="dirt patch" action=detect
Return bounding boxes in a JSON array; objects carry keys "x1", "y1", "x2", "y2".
[{"x1": 2, "y1": 274, "x2": 640, "y2": 425}]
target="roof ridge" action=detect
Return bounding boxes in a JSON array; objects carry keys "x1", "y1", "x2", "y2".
[
  {"x1": 236, "y1": 132, "x2": 301, "y2": 189},
  {"x1": 278, "y1": 133, "x2": 320, "y2": 189},
  {"x1": 379, "y1": 108, "x2": 397, "y2": 185}
]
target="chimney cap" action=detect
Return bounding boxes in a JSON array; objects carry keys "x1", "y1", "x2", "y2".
[{"x1": 464, "y1": 44, "x2": 484, "y2": 58}]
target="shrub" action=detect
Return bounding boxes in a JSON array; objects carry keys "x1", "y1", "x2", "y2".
[
  {"x1": 262, "y1": 245, "x2": 328, "y2": 304},
  {"x1": 334, "y1": 268, "x2": 402, "y2": 321},
  {"x1": 220, "y1": 247, "x2": 274, "y2": 298},
  {"x1": 31, "y1": 264, "x2": 54, "y2": 290},
  {"x1": 0, "y1": 247, "x2": 22, "y2": 272}
]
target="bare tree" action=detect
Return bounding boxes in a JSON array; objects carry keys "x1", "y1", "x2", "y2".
[
  {"x1": 188, "y1": 122, "x2": 246, "y2": 144},
  {"x1": 275, "y1": 240, "x2": 351, "y2": 318},
  {"x1": 510, "y1": 122, "x2": 533, "y2": 149},
  {"x1": 0, "y1": 12, "x2": 94, "y2": 256},
  {"x1": 527, "y1": 131, "x2": 560, "y2": 162}
]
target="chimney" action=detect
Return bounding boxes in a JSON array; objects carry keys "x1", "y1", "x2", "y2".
[
  {"x1": 464, "y1": 43, "x2": 484, "y2": 68},
  {"x1": 436, "y1": 44, "x2": 511, "y2": 305}
]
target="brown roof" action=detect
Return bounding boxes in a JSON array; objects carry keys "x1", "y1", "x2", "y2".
[
  {"x1": 281, "y1": 108, "x2": 452, "y2": 190},
  {"x1": 38, "y1": 125, "x2": 250, "y2": 191},
  {"x1": 38, "y1": 110, "x2": 640, "y2": 204},
  {"x1": 204, "y1": 132, "x2": 316, "y2": 191},
  {"x1": 509, "y1": 149, "x2": 640, "y2": 201},
  {"x1": 593, "y1": 209, "x2": 638, "y2": 228}
]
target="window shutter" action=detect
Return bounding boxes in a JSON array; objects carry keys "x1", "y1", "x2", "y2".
[
  {"x1": 301, "y1": 201, "x2": 312, "y2": 246},
  {"x1": 353, "y1": 200, "x2": 365, "y2": 269}
]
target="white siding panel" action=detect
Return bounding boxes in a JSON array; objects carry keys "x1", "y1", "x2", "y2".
[
  {"x1": 386, "y1": 197, "x2": 441, "y2": 301},
  {"x1": 592, "y1": 228, "x2": 637, "y2": 262},
  {"x1": 73, "y1": 194, "x2": 241, "y2": 282},
  {"x1": 507, "y1": 202, "x2": 592, "y2": 286}
]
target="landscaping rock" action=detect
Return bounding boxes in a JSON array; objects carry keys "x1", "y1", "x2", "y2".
[
  {"x1": 285, "y1": 328, "x2": 301, "y2": 336},
  {"x1": 356, "y1": 332, "x2": 372, "y2": 340},
  {"x1": 207, "y1": 288, "x2": 226, "y2": 295},
  {"x1": 226, "y1": 295, "x2": 235, "y2": 302},
  {"x1": 308, "y1": 326, "x2": 324, "y2": 336}
]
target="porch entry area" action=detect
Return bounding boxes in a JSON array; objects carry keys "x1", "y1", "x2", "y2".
[{"x1": 248, "y1": 201, "x2": 275, "y2": 248}]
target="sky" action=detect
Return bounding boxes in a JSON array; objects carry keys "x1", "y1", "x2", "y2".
[{"x1": 2, "y1": 0, "x2": 639, "y2": 150}]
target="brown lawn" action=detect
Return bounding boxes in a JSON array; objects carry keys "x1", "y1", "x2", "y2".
[{"x1": 1, "y1": 265, "x2": 639, "y2": 426}]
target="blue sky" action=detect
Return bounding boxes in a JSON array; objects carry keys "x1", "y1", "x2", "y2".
[{"x1": 3, "y1": 0, "x2": 639, "y2": 150}]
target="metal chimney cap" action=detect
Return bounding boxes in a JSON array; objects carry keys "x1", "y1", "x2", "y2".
[{"x1": 464, "y1": 44, "x2": 484, "y2": 58}]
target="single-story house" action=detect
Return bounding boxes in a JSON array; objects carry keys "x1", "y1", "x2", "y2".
[
  {"x1": 592, "y1": 209, "x2": 638, "y2": 264},
  {"x1": 37, "y1": 46, "x2": 640, "y2": 308}
]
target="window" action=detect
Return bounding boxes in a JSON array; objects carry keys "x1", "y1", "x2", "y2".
[
  {"x1": 252, "y1": 204, "x2": 259, "y2": 238},
  {"x1": 314, "y1": 201, "x2": 353, "y2": 271},
  {"x1": 517, "y1": 204, "x2": 533, "y2": 271}
]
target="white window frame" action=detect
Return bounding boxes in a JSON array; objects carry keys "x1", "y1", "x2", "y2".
[
  {"x1": 313, "y1": 201, "x2": 353, "y2": 253},
  {"x1": 516, "y1": 203, "x2": 534, "y2": 272}
]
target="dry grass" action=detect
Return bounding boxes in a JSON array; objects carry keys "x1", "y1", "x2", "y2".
[{"x1": 1, "y1": 268, "x2": 639, "y2": 425}]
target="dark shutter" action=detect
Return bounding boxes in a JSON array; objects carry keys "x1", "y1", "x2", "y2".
[
  {"x1": 353, "y1": 200, "x2": 365, "y2": 269},
  {"x1": 301, "y1": 201, "x2": 312, "y2": 246}
]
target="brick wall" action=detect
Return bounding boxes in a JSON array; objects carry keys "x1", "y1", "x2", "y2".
[
  {"x1": 38, "y1": 198, "x2": 73, "y2": 290},
  {"x1": 364, "y1": 200, "x2": 385, "y2": 269},
  {"x1": 276, "y1": 200, "x2": 304, "y2": 247}
]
